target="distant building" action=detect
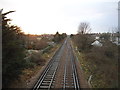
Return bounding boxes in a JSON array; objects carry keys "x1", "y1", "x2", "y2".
[{"x1": 95, "y1": 36, "x2": 99, "y2": 40}]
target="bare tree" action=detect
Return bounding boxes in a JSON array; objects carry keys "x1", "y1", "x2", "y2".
[{"x1": 78, "y1": 22, "x2": 91, "y2": 34}]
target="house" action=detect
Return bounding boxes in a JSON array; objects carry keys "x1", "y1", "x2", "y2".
[{"x1": 91, "y1": 40, "x2": 102, "y2": 47}]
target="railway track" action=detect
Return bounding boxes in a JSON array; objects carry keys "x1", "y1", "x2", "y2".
[{"x1": 33, "y1": 37, "x2": 80, "y2": 90}]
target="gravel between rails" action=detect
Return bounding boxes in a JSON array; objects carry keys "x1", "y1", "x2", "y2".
[{"x1": 32, "y1": 37, "x2": 90, "y2": 89}]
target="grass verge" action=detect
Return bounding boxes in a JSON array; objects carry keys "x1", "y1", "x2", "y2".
[{"x1": 71, "y1": 40, "x2": 118, "y2": 88}]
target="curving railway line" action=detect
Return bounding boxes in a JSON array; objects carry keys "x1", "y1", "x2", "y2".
[{"x1": 33, "y1": 37, "x2": 80, "y2": 90}]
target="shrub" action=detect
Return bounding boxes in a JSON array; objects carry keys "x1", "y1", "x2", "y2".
[
  {"x1": 24, "y1": 51, "x2": 46, "y2": 69},
  {"x1": 29, "y1": 52, "x2": 46, "y2": 66},
  {"x1": 42, "y1": 45, "x2": 53, "y2": 53},
  {"x1": 72, "y1": 34, "x2": 94, "y2": 52},
  {"x1": 84, "y1": 43, "x2": 118, "y2": 88},
  {"x1": 33, "y1": 39, "x2": 48, "y2": 50}
]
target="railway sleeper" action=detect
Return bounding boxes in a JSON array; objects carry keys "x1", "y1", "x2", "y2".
[
  {"x1": 45, "y1": 77, "x2": 53, "y2": 79},
  {"x1": 47, "y1": 72, "x2": 54, "y2": 74},
  {"x1": 61, "y1": 82, "x2": 74, "y2": 85},
  {"x1": 65, "y1": 79, "x2": 74, "y2": 82},
  {"x1": 45, "y1": 76, "x2": 53, "y2": 78},
  {"x1": 64, "y1": 86, "x2": 75, "y2": 88},
  {"x1": 43, "y1": 81, "x2": 52, "y2": 83},
  {"x1": 41, "y1": 83, "x2": 50, "y2": 85},
  {"x1": 65, "y1": 77, "x2": 73, "y2": 80},
  {"x1": 46, "y1": 75, "x2": 53, "y2": 76},
  {"x1": 44, "y1": 79, "x2": 52, "y2": 81},
  {"x1": 40, "y1": 86, "x2": 49, "y2": 88}
]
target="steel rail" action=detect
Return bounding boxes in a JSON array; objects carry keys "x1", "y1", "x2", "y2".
[
  {"x1": 63, "y1": 41, "x2": 80, "y2": 89},
  {"x1": 33, "y1": 39, "x2": 66, "y2": 90},
  {"x1": 70, "y1": 44, "x2": 80, "y2": 89},
  {"x1": 33, "y1": 38, "x2": 80, "y2": 90},
  {"x1": 33, "y1": 44, "x2": 64, "y2": 89},
  {"x1": 63, "y1": 62, "x2": 67, "y2": 89},
  {"x1": 35, "y1": 64, "x2": 52, "y2": 89},
  {"x1": 63, "y1": 44, "x2": 68, "y2": 89},
  {"x1": 33, "y1": 54, "x2": 57, "y2": 90},
  {"x1": 48, "y1": 63, "x2": 59, "y2": 89},
  {"x1": 65, "y1": 40, "x2": 80, "y2": 89},
  {"x1": 71, "y1": 53, "x2": 77, "y2": 89}
]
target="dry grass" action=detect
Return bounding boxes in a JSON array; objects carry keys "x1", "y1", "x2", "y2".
[
  {"x1": 72, "y1": 40, "x2": 118, "y2": 88},
  {"x1": 9, "y1": 44, "x2": 61, "y2": 88},
  {"x1": 9, "y1": 65, "x2": 42, "y2": 88},
  {"x1": 42, "y1": 44, "x2": 61, "y2": 60}
]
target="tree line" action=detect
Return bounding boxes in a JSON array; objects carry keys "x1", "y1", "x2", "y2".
[{"x1": 53, "y1": 31, "x2": 67, "y2": 43}]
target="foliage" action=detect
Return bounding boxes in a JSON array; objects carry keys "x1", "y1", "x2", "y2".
[
  {"x1": 42, "y1": 45, "x2": 53, "y2": 54},
  {"x1": 24, "y1": 35, "x2": 49, "y2": 50},
  {"x1": 70, "y1": 34, "x2": 74, "y2": 38},
  {"x1": 84, "y1": 42, "x2": 118, "y2": 88},
  {"x1": 53, "y1": 32, "x2": 67, "y2": 43},
  {"x1": 61, "y1": 33, "x2": 67, "y2": 39},
  {"x1": 53, "y1": 31, "x2": 61, "y2": 43},
  {"x1": 28, "y1": 52, "x2": 46, "y2": 66},
  {"x1": 72, "y1": 33, "x2": 118, "y2": 88},
  {"x1": 72, "y1": 25, "x2": 118, "y2": 87},
  {"x1": 31, "y1": 52, "x2": 45, "y2": 65},
  {"x1": 2, "y1": 11, "x2": 26, "y2": 87},
  {"x1": 33, "y1": 38, "x2": 48, "y2": 50},
  {"x1": 72, "y1": 34, "x2": 94, "y2": 52}
]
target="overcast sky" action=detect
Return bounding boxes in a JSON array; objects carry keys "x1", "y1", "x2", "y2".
[{"x1": 1, "y1": 0, "x2": 119, "y2": 34}]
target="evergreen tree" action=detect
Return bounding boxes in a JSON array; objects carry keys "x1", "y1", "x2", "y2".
[
  {"x1": 53, "y1": 31, "x2": 61, "y2": 43},
  {"x1": 2, "y1": 10, "x2": 26, "y2": 87}
]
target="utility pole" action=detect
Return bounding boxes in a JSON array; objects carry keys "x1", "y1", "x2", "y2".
[
  {"x1": 117, "y1": 0, "x2": 119, "y2": 44},
  {"x1": 118, "y1": 2, "x2": 120, "y2": 89}
]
